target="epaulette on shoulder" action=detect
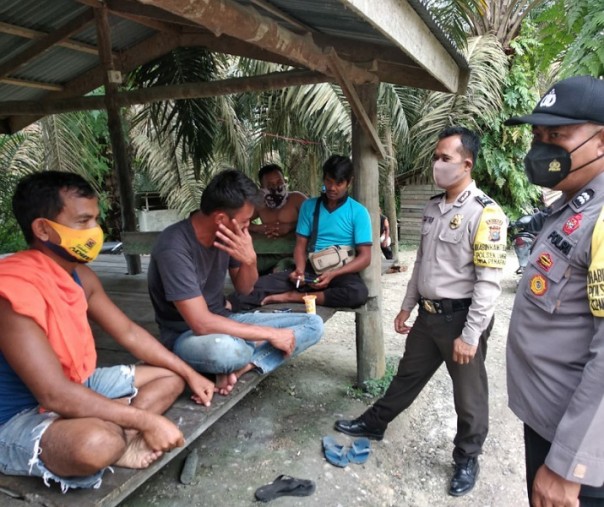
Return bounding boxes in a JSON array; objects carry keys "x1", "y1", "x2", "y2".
[
  {"x1": 430, "y1": 192, "x2": 445, "y2": 200},
  {"x1": 475, "y1": 194, "x2": 494, "y2": 207}
]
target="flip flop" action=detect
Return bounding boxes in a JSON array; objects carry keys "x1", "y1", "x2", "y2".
[
  {"x1": 322, "y1": 436, "x2": 349, "y2": 468},
  {"x1": 254, "y1": 474, "x2": 316, "y2": 502},
  {"x1": 347, "y1": 437, "x2": 371, "y2": 464}
]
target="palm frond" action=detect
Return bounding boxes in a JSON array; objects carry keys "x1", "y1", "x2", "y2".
[{"x1": 403, "y1": 35, "x2": 508, "y2": 175}]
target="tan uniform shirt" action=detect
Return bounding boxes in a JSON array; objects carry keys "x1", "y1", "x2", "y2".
[{"x1": 402, "y1": 181, "x2": 507, "y2": 345}]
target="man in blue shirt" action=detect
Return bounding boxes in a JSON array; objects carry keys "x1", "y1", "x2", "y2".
[{"x1": 230, "y1": 155, "x2": 371, "y2": 309}]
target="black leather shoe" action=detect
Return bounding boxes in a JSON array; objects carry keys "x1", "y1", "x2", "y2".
[
  {"x1": 334, "y1": 417, "x2": 385, "y2": 441},
  {"x1": 448, "y1": 458, "x2": 479, "y2": 496}
]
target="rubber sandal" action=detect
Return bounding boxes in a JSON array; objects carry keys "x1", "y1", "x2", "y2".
[
  {"x1": 254, "y1": 474, "x2": 316, "y2": 502},
  {"x1": 322, "y1": 436, "x2": 349, "y2": 468},
  {"x1": 347, "y1": 437, "x2": 371, "y2": 464}
]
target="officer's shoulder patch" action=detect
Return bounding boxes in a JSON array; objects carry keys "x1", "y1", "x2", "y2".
[
  {"x1": 572, "y1": 189, "x2": 594, "y2": 209},
  {"x1": 430, "y1": 192, "x2": 445, "y2": 200},
  {"x1": 473, "y1": 205, "x2": 507, "y2": 268},
  {"x1": 475, "y1": 194, "x2": 494, "y2": 207},
  {"x1": 588, "y1": 204, "x2": 604, "y2": 316}
]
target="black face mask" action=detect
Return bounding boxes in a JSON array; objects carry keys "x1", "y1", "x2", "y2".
[{"x1": 524, "y1": 130, "x2": 604, "y2": 188}]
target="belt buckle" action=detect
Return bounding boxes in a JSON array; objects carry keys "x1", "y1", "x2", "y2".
[{"x1": 422, "y1": 299, "x2": 437, "y2": 314}]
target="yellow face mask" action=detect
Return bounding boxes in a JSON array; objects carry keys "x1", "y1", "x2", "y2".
[{"x1": 44, "y1": 219, "x2": 104, "y2": 263}]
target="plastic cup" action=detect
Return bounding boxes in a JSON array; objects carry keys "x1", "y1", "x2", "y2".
[{"x1": 302, "y1": 294, "x2": 317, "y2": 314}]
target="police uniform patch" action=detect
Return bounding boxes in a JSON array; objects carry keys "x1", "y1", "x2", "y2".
[
  {"x1": 537, "y1": 252, "x2": 553, "y2": 272},
  {"x1": 473, "y1": 205, "x2": 507, "y2": 268},
  {"x1": 450, "y1": 214, "x2": 463, "y2": 229},
  {"x1": 487, "y1": 218, "x2": 503, "y2": 242},
  {"x1": 475, "y1": 194, "x2": 494, "y2": 207},
  {"x1": 530, "y1": 274, "x2": 548, "y2": 296},
  {"x1": 457, "y1": 190, "x2": 471, "y2": 204},
  {"x1": 588, "y1": 205, "x2": 604, "y2": 316},
  {"x1": 572, "y1": 189, "x2": 594, "y2": 209},
  {"x1": 548, "y1": 230, "x2": 573, "y2": 256},
  {"x1": 563, "y1": 213, "x2": 582, "y2": 235}
]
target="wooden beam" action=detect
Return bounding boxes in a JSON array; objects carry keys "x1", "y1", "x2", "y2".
[
  {"x1": 375, "y1": 61, "x2": 449, "y2": 92},
  {"x1": 95, "y1": 5, "x2": 141, "y2": 275},
  {"x1": 328, "y1": 50, "x2": 386, "y2": 159},
  {"x1": 0, "y1": 10, "x2": 95, "y2": 80},
  {"x1": 312, "y1": 32, "x2": 449, "y2": 90},
  {"x1": 0, "y1": 70, "x2": 330, "y2": 116},
  {"x1": 0, "y1": 77, "x2": 63, "y2": 92},
  {"x1": 249, "y1": 0, "x2": 313, "y2": 32},
  {"x1": 0, "y1": 20, "x2": 99, "y2": 56},
  {"x1": 104, "y1": 0, "x2": 201, "y2": 29},
  {"x1": 339, "y1": 0, "x2": 465, "y2": 93},
  {"x1": 5, "y1": 31, "x2": 182, "y2": 133},
  {"x1": 179, "y1": 32, "x2": 300, "y2": 67},
  {"x1": 140, "y1": 0, "x2": 377, "y2": 84},
  {"x1": 76, "y1": 0, "x2": 201, "y2": 28}
]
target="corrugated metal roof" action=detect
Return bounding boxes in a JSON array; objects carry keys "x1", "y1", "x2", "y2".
[
  {"x1": 0, "y1": 0, "x2": 469, "y2": 133},
  {"x1": 0, "y1": 0, "x2": 156, "y2": 103}
]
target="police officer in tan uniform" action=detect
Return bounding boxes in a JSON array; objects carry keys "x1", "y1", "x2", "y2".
[
  {"x1": 506, "y1": 76, "x2": 604, "y2": 506},
  {"x1": 335, "y1": 126, "x2": 506, "y2": 497}
]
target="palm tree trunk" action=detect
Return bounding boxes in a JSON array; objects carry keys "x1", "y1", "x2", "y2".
[{"x1": 383, "y1": 126, "x2": 399, "y2": 263}]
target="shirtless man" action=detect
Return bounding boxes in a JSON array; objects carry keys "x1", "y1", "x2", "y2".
[
  {"x1": 229, "y1": 155, "x2": 371, "y2": 310},
  {"x1": 249, "y1": 164, "x2": 307, "y2": 239},
  {"x1": 248, "y1": 164, "x2": 307, "y2": 275},
  {"x1": 0, "y1": 172, "x2": 214, "y2": 491}
]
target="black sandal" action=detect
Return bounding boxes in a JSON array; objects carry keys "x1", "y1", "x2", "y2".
[{"x1": 254, "y1": 474, "x2": 316, "y2": 502}]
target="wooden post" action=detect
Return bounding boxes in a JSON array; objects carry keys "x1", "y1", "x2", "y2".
[
  {"x1": 95, "y1": 6, "x2": 141, "y2": 275},
  {"x1": 352, "y1": 83, "x2": 385, "y2": 384}
]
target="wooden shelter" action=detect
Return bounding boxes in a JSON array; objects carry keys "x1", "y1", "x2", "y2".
[{"x1": 0, "y1": 0, "x2": 469, "y2": 383}]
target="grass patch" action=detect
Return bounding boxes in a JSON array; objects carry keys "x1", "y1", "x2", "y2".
[
  {"x1": 397, "y1": 241, "x2": 419, "y2": 251},
  {"x1": 346, "y1": 356, "x2": 399, "y2": 401}
]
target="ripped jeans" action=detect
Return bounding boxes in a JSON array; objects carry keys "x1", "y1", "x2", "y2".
[
  {"x1": 172, "y1": 312, "x2": 324, "y2": 374},
  {"x1": 0, "y1": 365, "x2": 136, "y2": 492}
]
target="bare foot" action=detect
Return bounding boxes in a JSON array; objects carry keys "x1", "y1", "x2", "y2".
[
  {"x1": 114, "y1": 434, "x2": 163, "y2": 469},
  {"x1": 215, "y1": 373, "x2": 237, "y2": 396},
  {"x1": 261, "y1": 291, "x2": 301, "y2": 305}
]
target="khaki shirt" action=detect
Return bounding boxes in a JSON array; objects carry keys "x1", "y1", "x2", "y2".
[
  {"x1": 402, "y1": 181, "x2": 506, "y2": 345},
  {"x1": 507, "y1": 172, "x2": 604, "y2": 488}
]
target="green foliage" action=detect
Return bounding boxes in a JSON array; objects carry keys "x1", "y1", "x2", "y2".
[
  {"x1": 475, "y1": 27, "x2": 542, "y2": 219},
  {"x1": 346, "y1": 356, "x2": 399, "y2": 400},
  {"x1": 535, "y1": 0, "x2": 604, "y2": 77},
  {"x1": 0, "y1": 110, "x2": 114, "y2": 245},
  {"x1": 130, "y1": 48, "x2": 220, "y2": 179},
  {"x1": 0, "y1": 168, "x2": 26, "y2": 253},
  {"x1": 395, "y1": 35, "x2": 508, "y2": 178}
]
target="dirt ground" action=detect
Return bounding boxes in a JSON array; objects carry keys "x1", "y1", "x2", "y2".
[{"x1": 121, "y1": 248, "x2": 528, "y2": 507}]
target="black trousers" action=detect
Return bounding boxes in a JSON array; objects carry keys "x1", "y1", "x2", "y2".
[
  {"x1": 362, "y1": 307, "x2": 492, "y2": 464},
  {"x1": 228, "y1": 263, "x2": 368, "y2": 311},
  {"x1": 524, "y1": 425, "x2": 604, "y2": 505},
  {"x1": 381, "y1": 245, "x2": 393, "y2": 260}
]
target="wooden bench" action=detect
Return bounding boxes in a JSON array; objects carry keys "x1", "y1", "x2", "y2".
[
  {"x1": 0, "y1": 248, "x2": 390, "y2": 506},
  {"x1": 121, "y1": 230, "x2": 297, "y2": 257},
  {"x1": 0, "y1": 254, "x2": 349, "y2": 507}
]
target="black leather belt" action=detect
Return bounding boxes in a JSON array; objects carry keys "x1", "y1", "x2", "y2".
[{"x1": 420, "y1": 297, "x2": 472, "y2": 315}]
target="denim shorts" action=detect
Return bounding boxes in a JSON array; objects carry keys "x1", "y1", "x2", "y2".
[{"x1": 0, "y1": 365, "x2": 136, "y2": 492}]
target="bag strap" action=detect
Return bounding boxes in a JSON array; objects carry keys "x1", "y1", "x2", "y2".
[{"x1": 307, "y1": 196, "x2": 323, "y2": 253}]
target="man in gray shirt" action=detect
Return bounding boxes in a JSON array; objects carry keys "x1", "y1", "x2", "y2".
[
  {"x1": 506, "y1": 76, "x2": 604, "y2": 505},
  {"x1": 148, "y1": 170, "x2": 323, "y2": 395}
]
